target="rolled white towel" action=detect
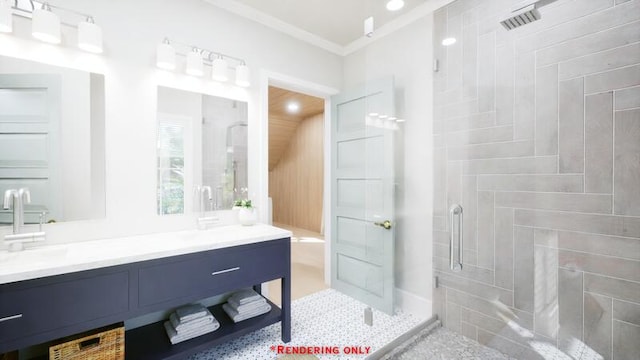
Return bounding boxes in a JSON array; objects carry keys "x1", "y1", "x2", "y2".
[
  {"x1": 227, "y1": 297, "x2": 267, "y2": 313},
  {"x1": 223, "y1": 302, "x2": 271, "y2": 323},
  {"x1": 228, "y1": 289, "x2": 263, "y2": 305},
  {"x1": 170, "y1": 312, "x2": 216, "y2": 333},
  {"x1": 174, "y1": 304, "x2": 209, "y2": 323}
]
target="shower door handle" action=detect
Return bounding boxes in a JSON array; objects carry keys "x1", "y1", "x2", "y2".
[{"x1": 449, "y1": 204, "x2": 463, "y2": 272}]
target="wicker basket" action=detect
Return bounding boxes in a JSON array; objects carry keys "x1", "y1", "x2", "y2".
[{"x1": 49, "y1": 324, "x2": 124, "y2": 360}]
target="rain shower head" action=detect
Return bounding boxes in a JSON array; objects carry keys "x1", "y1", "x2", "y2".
[
  {"x1": 500, "y1": 4, "x2": 540, "y2": 30},
  {"x1": 500, "y1": 0, "x2": 557, "y2": 31}
]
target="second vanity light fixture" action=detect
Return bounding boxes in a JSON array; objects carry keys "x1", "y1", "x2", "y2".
[
  {"x1": 156, "y1": 37, "x2": 251, "y2": 88},
  {"x1": 366, "y1": 112, "x2": 404, "y2": 130},
  {"x1": 0, "y1": 0, "x2": 103, "y2": 53}
]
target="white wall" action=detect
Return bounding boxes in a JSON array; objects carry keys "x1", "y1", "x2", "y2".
[
  {"x1": 0, "y1": 0, "x2": 342, "y2": 245},
  {"x1": 343, "y1": 15, "x2": 435, "y2": 316},
  {"x1": 0, "y1": 0, "x2": 436, "y2": 318}
]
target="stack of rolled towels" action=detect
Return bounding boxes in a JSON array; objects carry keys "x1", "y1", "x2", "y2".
[
  {"x1": 164, "y1": 304, "x2": 220, "y2": 345},
  {"x1": 222, "y1": 288, "x2": 272, "y2": 323}
]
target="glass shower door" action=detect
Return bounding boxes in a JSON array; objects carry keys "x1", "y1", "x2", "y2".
[{"x1": 432, "y1": 0, "x2": 640, "y2": 359}]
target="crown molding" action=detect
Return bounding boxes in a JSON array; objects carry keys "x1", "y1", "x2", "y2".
[
  {"x1": 202, "y1": 0, "x2": 344, "y2": 55},
  {"x1": 203, "y1": 0, "x2": 455, "y2": 57}
]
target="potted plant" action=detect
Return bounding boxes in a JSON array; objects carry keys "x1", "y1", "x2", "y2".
[{"x1": 233, "y1": 199, "x2": 257, "y2": 226}]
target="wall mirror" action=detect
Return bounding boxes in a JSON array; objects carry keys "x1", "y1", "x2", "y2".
[
  {"x1": 0, "y1": 55, "x2": 106, "y2": 226},
  {"x1": 156, "y1": 86, "x2": 248, "y2": 216}
]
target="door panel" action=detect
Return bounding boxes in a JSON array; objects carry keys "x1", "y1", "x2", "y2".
[
  {"x1": 0, "y1": 75, "x2": 60, "y2": 225},
  {"x1": 331, "y1": 77, "x2": 395, "y2": 314},
  {"x1": 337, "y1": 254, "x2": 384, "y2": 297}
]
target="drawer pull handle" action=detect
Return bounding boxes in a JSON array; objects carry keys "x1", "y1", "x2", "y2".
[
  {"x1": 211, "y1": 267, "x2": 240, "y2": 276},
  {"x1": 0, "y1": 314, "x2": 23, "y2": 323}
]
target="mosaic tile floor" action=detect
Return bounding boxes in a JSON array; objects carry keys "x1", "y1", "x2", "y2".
[
  {"x1": 190, "y1": 289, "x2": 423, "y2": 360},
  {"x1": 382, "y1": 326, "x2": 515, "y2": 360}
]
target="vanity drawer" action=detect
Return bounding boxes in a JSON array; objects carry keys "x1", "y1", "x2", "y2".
[
  {"x1": 138, "y1": 241, "x2": 289, "y2": 308},
  {"x1": 0, "y1": 271, "x2": 129, "y2": 343}
]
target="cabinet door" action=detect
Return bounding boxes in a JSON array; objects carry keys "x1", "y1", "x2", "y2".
[
  {"x1": 138, "y1": 241, "x2": 288, "y2": 308},
  {"x1": 0, "y1": 271, "x2": 129, "y2": 343}
]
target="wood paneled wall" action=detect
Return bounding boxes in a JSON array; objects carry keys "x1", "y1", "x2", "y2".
[{"x1": 269, "y1": 113, "x2": 324, "y2": 233}]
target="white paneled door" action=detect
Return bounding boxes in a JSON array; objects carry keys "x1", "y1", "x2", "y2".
[
  {"x1": 331, "y1": 78, "x2": 396, "y2": 314},
  {"x1": 0, "y1": 74, "x2": 60, "y2": 224}
]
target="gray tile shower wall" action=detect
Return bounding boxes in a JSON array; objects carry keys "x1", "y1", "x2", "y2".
[{"x1": 432, "y1": 0, "x2": 640, "y2": 359}]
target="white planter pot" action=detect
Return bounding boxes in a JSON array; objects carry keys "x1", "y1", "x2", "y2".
[{"x1": 236, "y1": 207, "x2": 257, "y2": 226}]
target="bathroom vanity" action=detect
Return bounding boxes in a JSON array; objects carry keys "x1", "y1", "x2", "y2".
[{"x1": 0, "y1": 225, "x2": 291, "y2": 359}]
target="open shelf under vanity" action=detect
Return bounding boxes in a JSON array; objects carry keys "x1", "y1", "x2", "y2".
[{"x1": 126, "y1": 299, "x2": 282, "y2": 360}]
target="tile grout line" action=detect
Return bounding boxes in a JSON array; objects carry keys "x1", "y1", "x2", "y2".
[{"x1": 612, "y1": 90, "x2": 616, "y2": 216}]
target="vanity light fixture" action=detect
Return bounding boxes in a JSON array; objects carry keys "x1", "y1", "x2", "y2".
[
  {"x1": 4, "y1": 0, "x2": 104, "y2": 52},
  {"x1": 186, "y1": 47, "x2": 204, "y2": 76},
  {"x1": 386, "y1": 0, "x2": 405, "y2": 11},
  {"x1": 235, "y1": 62, "x2": 250, "y2": 87},
  {"x1": 0, "y1": 0, "x2": 12, "y2": 33},
  {"x1": 77, "y1": 16, "x2": 102, "y2": 53},
  {"x1": 366, "y1": 113, "x2": 404, "y2": 130},
  {"x1": 442, "y1": 37, "x2": 457, "y2": 46},
  {"x1": 211, "y1": 56, "x2": 229, "y2": 82},
  {"x1": 32, "y1": 2, "x2": 60, "y2": 44},
  {"x1": 156, "y1": 37, "x2": 250, "y2": 87},
  {"x1": 157, "y1": 38, "x2": 176, "y2": 70}
]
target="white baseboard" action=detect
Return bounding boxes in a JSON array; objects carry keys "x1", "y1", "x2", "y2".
[{"x1": 395, "y1": 288, "x2": 432, "y2": 320}]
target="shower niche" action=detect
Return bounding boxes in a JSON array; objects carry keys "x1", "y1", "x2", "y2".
[{"x1": 156, "y1": 86, "x2": 248, "y2": 216}]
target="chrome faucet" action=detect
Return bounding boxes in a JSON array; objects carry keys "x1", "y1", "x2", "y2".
[
  {"x1": 3, "y1": 187, "x2": 46, "y2": 251},
  {"x1": 200, "y1": 185, "x2": 212, "y2": 215},
  {"x1": 3, "y1": 188, "x2": 30, "y2": 235},
  {"x1": 195, "y1": 185, "x2": 218, "y2": 230}
]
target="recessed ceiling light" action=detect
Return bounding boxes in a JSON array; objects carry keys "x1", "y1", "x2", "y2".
[
  {"x1": 442, "y1": 37, "x2": 457, "y2": 46},
  {"x1": 286, "y1": 101, "x2": 300, "y2": 113},
  {"x1": 386, "y1": 0, "x2": 405, "y2": 11}
]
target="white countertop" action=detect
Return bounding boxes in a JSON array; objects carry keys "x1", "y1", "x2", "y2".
[{"x1": 0, "y1": 224, "x2": 291, "y2": 285}]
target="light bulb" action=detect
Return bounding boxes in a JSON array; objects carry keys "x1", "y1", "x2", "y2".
[
  {"x1": 156, "y1": 39, "x2": 176, "y2": 70},
  {"x1": 0, "y1": 0, "x2": 12, "y2": 33},
  {"x1": 32, "y1": 4, "x2": 61, "y2": 44},
  {"x1": 386, "y1": 0, "x2": 405, "y2": 11},
  {"x1": 235, "y1": 63, "x2": 250, "y2": 87},
  {"x1": 211, "y1": 57, "x2": 229, "y2": 82},
  {"x1": 78, "y1": 17, "x2": 103, "y2": 53},
  {"x1": 186, "y1": 48, "x2": 204, "y2": 76}
]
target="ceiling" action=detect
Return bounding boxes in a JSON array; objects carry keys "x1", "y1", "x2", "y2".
[
  {"x1": 204, "y1": 0, "x2": 437, "y2": 54},
  {"x1": 268, "y1": 86, "x2": 324, "y2": 171}
]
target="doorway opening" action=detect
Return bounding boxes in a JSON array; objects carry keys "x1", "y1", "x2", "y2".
[{"x1": 266, "y1": 85, "x2": 328, "y2": 305}]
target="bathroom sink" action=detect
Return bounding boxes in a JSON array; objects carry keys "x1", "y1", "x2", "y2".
[{"x1": 0, "y1": 246, "x2": 70, "y2": 265}]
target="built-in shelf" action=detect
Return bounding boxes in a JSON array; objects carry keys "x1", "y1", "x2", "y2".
[{"x1": 126, "y1": 299, "x2": 282, "y2": 360}]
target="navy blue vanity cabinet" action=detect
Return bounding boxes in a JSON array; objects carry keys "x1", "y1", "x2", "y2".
[
  {"x1": 0, "y1": 268, "x2": 130, "y2": 351},
  {"x1": 0, "y1": 237, "x2": 291, "y2": 359},
  {"x1": 127, "y1": 238, "x2": 291, "y2": 359},
  {"x1": 137, "y1": 240, "x2": 289, "y2": 311}
]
